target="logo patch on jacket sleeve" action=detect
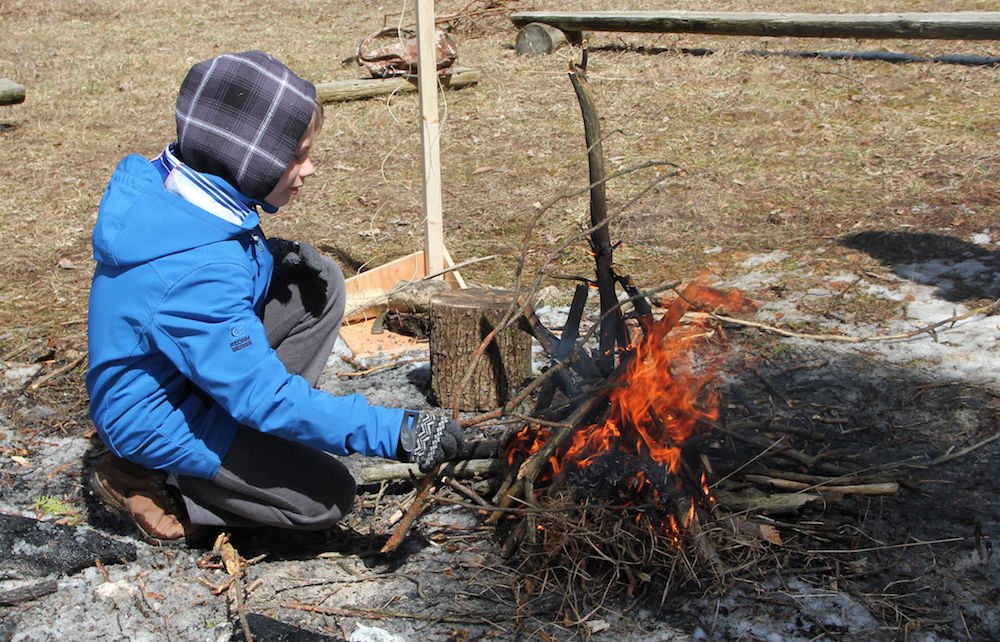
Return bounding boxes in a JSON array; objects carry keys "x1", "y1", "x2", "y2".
[{"x1": 229, "y1": 324, "x2": 253, "y2": 352}]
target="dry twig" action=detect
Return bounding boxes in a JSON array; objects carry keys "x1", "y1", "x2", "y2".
[
  {"x1": 380, "y1": 468, "x2": 438, "y2": 553},
  {"x1": 27, "y1": 353, "x2": 87, "y2": 390},
  {"x1": 702, "y1": 296, "x2": 1000, "y2": 344}
]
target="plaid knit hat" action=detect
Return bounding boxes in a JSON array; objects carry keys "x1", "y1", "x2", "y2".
[{"x1": 175, "y1": 51, "x2": 317, "y2": 201}]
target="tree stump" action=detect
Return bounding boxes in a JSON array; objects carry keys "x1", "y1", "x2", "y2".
[
  {"x1": 429, "y1": 288, "x2": 533, "y2": 411},
  {"x1": 515, "y1": 22, "x2": 569, "y2": 55}
]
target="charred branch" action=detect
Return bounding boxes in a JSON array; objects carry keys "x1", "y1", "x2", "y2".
[{"x1": 568, "y1": 58, "x2": 625, "y2": 375}]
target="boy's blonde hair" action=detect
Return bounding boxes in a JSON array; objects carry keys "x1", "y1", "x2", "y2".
[{"x1": 305, "y1": 101, "x2": 324, "y2": 138}]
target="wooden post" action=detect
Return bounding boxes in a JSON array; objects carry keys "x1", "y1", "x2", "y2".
[
  {"x1": 415, "y1": 0, "x2": 446, "y2": 278},
  {"x1": 429, "y1": 288, "x2": 533, "y2": 411}
]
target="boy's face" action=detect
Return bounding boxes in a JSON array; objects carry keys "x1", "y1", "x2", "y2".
[{"x1": 264, "y1": 131, "x2": 316, "y2": 208}]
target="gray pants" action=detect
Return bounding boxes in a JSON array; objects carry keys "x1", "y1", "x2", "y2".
[{"x1": 173, "y1": 249, "x2": 357, "y2": 530}]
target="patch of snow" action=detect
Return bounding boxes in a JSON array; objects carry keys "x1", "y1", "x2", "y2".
[
  {"x1": 970, "y1": 230, "x2": 993, "y2": 246},
  {"x1": 351, "y1": 625, "x2": 407, "y2": 642},
  {"x1": 741, "y1": 251, "x2": 788, "y2": 269},
  {"x1": 724, "y1": 270, "x2": 786, "y2": 293},
  {"x1": 93, "y1": 578, "x2": 137, "y2": 601},
  {"x1": 11, "y1": 538, "x2": 52, "y2": 556},
  {"x1": 1, "y1": 363, "x2": 42, "y2": 389}
]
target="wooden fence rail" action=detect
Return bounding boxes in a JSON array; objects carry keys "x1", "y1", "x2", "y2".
[{"x1": 510, "y1": 11, "x2": 1000, "y2": 41}]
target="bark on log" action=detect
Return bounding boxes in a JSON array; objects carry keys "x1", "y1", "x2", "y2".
[
  {"x1": 0, "y1": 79, "x2": 25, "y2": 106},
  {"x1": 315, "y1": 66, "x2": 480, "y2": 104},
  {"x1": 510, "y1": 11, "x2": 1000, "y2": 41},
  {"x1": 516, "y1": 22, "x2": 569, "y2": 55},
  {"x1": 429, "y1": 288, "x2": 533, "y2": 411}
]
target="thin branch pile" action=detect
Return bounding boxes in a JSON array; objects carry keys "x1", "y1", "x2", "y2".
[{"x1": 480, "y1": 54, "x2": 757, "y2": 607}]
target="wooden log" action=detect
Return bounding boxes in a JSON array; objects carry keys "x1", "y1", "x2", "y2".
[
  {"x1": 516, "y1": 22, "x2": 569, "y2": 55},
  {"x1": 0, "y1": 78, "x2": 25, "y2": 106},
  {"x1": 713, "y1": 488, "x2": 836, "y2": 515},
  {"x1": 510, "y1": 11, "x2": 1000, "y2": 41},
  {"x1": 429, "y1": 288, "x2": 533, "y2": 411},
  {"x1": 743, "y1": 474, "x2": 899, "y2": 495},
  {"x1": 315, "y1": 66, "x2": 480, "y2": 104},
  {"x1": 357, "y1": 458, "x2": 501, "y2": 484}
]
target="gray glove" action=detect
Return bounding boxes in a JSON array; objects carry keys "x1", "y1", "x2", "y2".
[
  {"x1": 266, "y1": 237, "x2": 325, "y2": 274},
  {"x1": 266, "y1": 237, "x2": 329, "y2": 316},
  {"x1": 398, "y1": 411, "x2": 467, "y2": 472}
]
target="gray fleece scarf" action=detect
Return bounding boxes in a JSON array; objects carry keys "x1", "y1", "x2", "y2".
[{"x1": 174, "y1": 51, "x2": 316, "y2": 201}]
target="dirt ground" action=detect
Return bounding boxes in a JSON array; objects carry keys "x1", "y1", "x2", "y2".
[{"x1": 1, "y1": 1, "x2": 999, "y2": 641}]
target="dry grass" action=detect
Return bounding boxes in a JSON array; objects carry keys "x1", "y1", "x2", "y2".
[
  {"x1": 509, "y1": 496, "x2": 743, "y2": 612},
  {"x1": 1, "y1": 0, "x2": 998, "y2": 391}
]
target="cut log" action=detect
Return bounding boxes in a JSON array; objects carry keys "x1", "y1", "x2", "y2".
[
  {"x1": 510, "y1": 11, "x2": 1000, "y2": 41},
  {"x1": 0, "y1": 79, "x2": 25, "y2": 106},
  {"x1": 516, "y1": 22, "x2": 569, "y2": 55},
  {"x1": 315, "y1": 66, "x2": 480, "y2": 104},
  {"x1": 429, "y1": 288, "x2": 533, "y2": 411}
]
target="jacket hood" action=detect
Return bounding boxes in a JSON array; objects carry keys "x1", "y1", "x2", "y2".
[{"x1": 93, "y1": 154, "x2": 261, "y2": 267}]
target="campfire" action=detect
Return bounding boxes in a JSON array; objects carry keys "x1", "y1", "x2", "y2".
[
  {"x1": 373, "y1": 48, "x2": 907, "y2": 619},
  {"x1": 431, "y1": 52, "x2": 755, "y2": 606},
  {"x1": 496, "y1": 283, "x2": 746, "y2": 605},
  {"x1": 506, "y1": 286, "x2": 733, "y2": 516}
]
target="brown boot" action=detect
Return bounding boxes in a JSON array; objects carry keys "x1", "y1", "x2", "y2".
[{"x1": 91, "y1": 452, "x2": 199, "y2": 545}]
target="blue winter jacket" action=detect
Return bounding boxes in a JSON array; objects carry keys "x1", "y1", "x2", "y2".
[{"x1": 86, "y1": 154, "x2": 404, "y2": 479}]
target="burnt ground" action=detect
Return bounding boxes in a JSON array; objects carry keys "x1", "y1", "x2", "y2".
[
  {"x1": 702, "y1": 347, "x2": 1000, "y2": 640},
  {"x1": 2, "y1": 244, "x2": 1000, "y2": 642}
]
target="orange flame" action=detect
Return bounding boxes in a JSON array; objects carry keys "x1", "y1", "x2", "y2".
[
  {"x1": 506, "y1": 425, "x2": 550, "y2": 468},
  {"x1": 505, "y1": 283, "x2": 744, "y2": 535},
  {"x1": 563, "y1": 286, "x2": 725, "y2": 477}
]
